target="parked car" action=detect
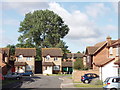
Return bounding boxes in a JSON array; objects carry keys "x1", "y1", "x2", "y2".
[
  {"x1": 81, "y1": 73, "x2": 99, "y2": 84},
  {"x1": 19, "y1": 71, "x2": 33, "y2": 76},
  {"x1": 103, "y1": 76, "x2": 120, "y2": 90},
  {"x1": 0, "y1": 73, "x2": 4, "y2": 80},
  {"x1": 3, "y1": 72, "x2": 22, "y2": 80}
]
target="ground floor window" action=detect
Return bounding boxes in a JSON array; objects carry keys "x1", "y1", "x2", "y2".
[{"x1": 53, "y1": 65, "x2": 60, "y2": 70}]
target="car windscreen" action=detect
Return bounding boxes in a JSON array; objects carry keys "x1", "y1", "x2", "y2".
[{"x1": 104, "y1": 77, "x2": 110, "y2": 82}]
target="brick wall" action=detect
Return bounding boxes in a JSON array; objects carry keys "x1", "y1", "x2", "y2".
[{"x1": 73, "y1": 70, "x2": 99, "y2": 82}]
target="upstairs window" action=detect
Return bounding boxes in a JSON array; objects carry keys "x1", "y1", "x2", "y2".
[
  {"x1": 54, "y1": 57, "x2": 58, "y2": 61},
  {"x1": 116, "y1": 46, "x2": 119, "y2": 56},
  {"x1": 109, "y1": 47, "x2": 113, "y2": 55},
  {"x1": 18, "y1": 55, "x2": 23, "y2": 60},
  {"x1": 46, "y1": 55, "x2": 51, "y2": 60}
]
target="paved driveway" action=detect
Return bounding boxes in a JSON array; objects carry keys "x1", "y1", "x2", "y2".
[{"x1": 20, "y1": 75, "x2": 63, "y2": 88}]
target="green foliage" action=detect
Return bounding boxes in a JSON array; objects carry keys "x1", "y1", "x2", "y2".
[
  {"x1": 74, "y1": 58, "x2": 84, "y2": 70},
  {"x1": 90, "y1": 78, "x2": 103, "y2": 85},
  {"x1": 6, "y1": 44, "x2": 15, "y2": 56},
  {"x1": 18, "y1": 9, "x2": 69, "y2": 48}
]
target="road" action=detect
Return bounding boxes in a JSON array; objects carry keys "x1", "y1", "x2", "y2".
[{"x1": 20, "y1": 75, "x2": 63, "y2": 88}]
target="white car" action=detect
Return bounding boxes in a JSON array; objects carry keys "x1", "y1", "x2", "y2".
[{"x1": 103, "y1": 76, "x2": 120, "y2": 90}]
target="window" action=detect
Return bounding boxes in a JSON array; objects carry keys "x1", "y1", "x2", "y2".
[
  {"x1": 54, "y1": 57, "x2": 58, "y2": 61},
  {"x1": 116, "y1": 46, "x2": 119, "y2": 56},
  {"x1": 18, "y1": 55, "x2": 23, "y2": 60},
  {"x1": 26, "y1": 57, "x2": 31, "y2": 61},
  {"x1": 109, "y1": 47, "x2": 113, "y2": 55},
  {"x1": 26, "y1": 65, "x2": 33, "y2": 70},
  {"x1": 53, "y1": 65, "x2": 60, "y2": 70},
  {"x1": 112, "y1": 78, "x2": 120, "y2": 83},
  {"x1": 87, "y1": 56, "x2": 90, "y2": 63},
  {"x1": 46, "y1": 55, "x2": 50, "y2": 60}
]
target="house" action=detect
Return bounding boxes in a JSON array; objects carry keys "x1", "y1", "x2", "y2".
[
  {"x1": 42, "y1": 48, "x2": 63, "y2": 74},
  {"x1": 0, "y1": 48, "x2": 10, "y2": 75},
  {"x1": 15, "y1": 48, "x2": 36, "y2": 73},
  {"x1": 94, "y1": 39, "x2": 120, "y2": 81},
  {"x1": 84, "y1": 36, "x2": 117, "y2": 70}
]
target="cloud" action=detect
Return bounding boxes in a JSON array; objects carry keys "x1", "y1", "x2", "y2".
[
  {"x1": 48, "y1": 2, "x2": 102, "y2": 40},
  {"x1": 104, "y1": 25, "x2": 118, "y2": 31},
  {"x1": 85, "y1": 3, "x2": 110, "y2": 18},
  {"x1": 3, "y1": 2, "x2": 49, "y2": 15}
]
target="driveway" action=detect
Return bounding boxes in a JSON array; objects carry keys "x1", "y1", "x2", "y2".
[{"x1": 20, "y1": 75, "x2": 63, "y2": 88}]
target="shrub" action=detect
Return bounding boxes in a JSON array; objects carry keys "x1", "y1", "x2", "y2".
[{"x1": 90, "y1": 78, "x2": 103, "y2": 85}]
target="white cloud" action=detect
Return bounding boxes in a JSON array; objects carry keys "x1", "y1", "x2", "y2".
[
  {"x1": 3, "y1": 2, "x2": 49, "y2": 15},
  {"x1": 48, "y1": 2, "x2": 102, "y2": 40},
  {"x1": 85, "y1": 3, "x2": 110, "y2": 18},
  {"x1": 104, "y1": 25, "x2": 118, "y2": 31}
]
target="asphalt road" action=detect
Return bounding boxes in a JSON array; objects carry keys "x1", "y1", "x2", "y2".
[{"x1": 20, "y1": 75, "x2": 63, "y2": 88}]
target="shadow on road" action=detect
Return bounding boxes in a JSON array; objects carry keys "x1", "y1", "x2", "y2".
[{"x1": 2, "y1": 76, "x2": 41, "y2": 89}]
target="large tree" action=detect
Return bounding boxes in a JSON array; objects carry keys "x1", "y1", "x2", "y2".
[{"x1": 18, "y1": 9, "x2": 69, "y2": 48}]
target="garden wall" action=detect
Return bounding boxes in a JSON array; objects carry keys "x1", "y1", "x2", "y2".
[{"x1": 73, "y1": 70, "x2": 99, "y2": 82}]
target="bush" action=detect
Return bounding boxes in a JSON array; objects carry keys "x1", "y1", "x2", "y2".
[{"x1": 90, "y1": 78, "x2": 103, "y2": 85}]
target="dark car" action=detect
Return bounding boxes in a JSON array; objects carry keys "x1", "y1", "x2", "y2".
[
  {"x1": 19, "y1": 71, "x2": 33, "y2": 76},
  {"x1": 3, "y1": 72, "x2": 22, "y2": 80},
  {"x1": 81, "y1": 73, "x2": 99, "y2": 84}
]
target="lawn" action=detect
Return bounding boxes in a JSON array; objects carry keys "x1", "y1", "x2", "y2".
[{"x1": 74, "y1": 83, "x2": 103, "y2": 88}]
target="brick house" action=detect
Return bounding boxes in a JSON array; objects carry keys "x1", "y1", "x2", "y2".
[
  {"x1": 0, "y1": 48, "x2": 10, "y2": 75},
  {"x1": 42, "y1": 48, "x2": 63, "y2": 74},
  {"x1": 94, "y1": 39, "x2": 120, "y2": 81},
  {"x1": 15, "y1": 48, "x2": 36, "y2": 73},
  {"x1": 84, "y1": 36, "x2": 117, "y2": 70}
]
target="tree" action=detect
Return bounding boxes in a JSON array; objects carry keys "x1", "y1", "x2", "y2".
[
  {"x1": 74, "y1": 58, "x2": 84, "y2": 70},
  {"x1": 6, "y1": 44, "x2": 16, "y2": 56},
  {"x1": 18, "y1": 9, "x2": 69, "y2": 48}
]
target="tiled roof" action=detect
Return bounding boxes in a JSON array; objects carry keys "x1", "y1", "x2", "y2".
[
  {"x1": 66, "y1": 53, "x2": 83, "y2": 58},
  {"x1": 0, "y1": 48, "x2": 10, "y2": 56},
  {"x1": 114, "y1": 59, "x2": 120, "y2": 65},
  {"x1": 41, "y1": 48, "x2": 63, "y2": 57},
  {"x1": 62, "y1": 61, "x2": 72, "y2": 67},
  {"x1": 42, "y1": 62, "x2": 54, "y2": 66},
  {"x1": 15, "y1": 48, "x2": 36, "y2": 57},
  {"x1": 14, "y1": 62, "x2": 27, "y2": 66},
  {"x1": 111, "y1": 39, "x2": 120, "y2": 46},
  {"x1": 94, "y1": 58, "x2": 115, "y2": 67},
  {"x1": 86, "y1": 47, "x2": 99, "y2": 55}
]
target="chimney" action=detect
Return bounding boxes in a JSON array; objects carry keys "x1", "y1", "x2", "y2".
[{"x1": 106, "y1": 36, "x2": 112, "y2": 46}]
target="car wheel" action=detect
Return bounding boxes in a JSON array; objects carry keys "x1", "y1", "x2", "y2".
[
  {"x1": 84, "y1": 80, "x2": 89, "y2": 84},
  {"x1": 110, "y1": 88, "x2": 117, "y2": 90}
]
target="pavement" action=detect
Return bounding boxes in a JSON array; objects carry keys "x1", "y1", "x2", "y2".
[{"x1": 60, "y1": 76, "x2": 74, "y2": 88}]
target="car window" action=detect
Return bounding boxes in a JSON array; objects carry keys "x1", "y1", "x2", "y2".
[
  {"x1": 104, "y1": 77, "x2": 110, "y2": 82},
  {"x1": 86, "y1": 74, "x2": 91, "y2": 77},
  {"x1": 112, "y1": 78, "x2": 120, "y2": 83}
]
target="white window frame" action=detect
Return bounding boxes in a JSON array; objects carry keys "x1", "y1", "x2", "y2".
[
  {"x1": 53, "y1": 65, "x2": 60, "y2": 70},
  {"x1": 109, "y1": 47, "x2": 113, "y2": 55},
  {"x1": 54, "y1": 57, "x2": 58, "y2": 61},
  {"x1": 46, "y1": 55, "x2": 51, "y2": 60},
  {"x1": 26, "y1": 57, "x2": 31, "y2": 61},
  {"x1": 116, "y1": 46, "x2": 119, "y2": 56}
]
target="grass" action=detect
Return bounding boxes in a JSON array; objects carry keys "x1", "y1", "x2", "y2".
[
  {"x1": 2, "y1": 79, "x2": 20, "y2": 86},
  {"x1": 73, "y1": 81, "x2": 83, "y2": 83},
  {"x1": 74, "y1": 84, "x2": 103, "y2": 88},
  {"x1": 67, "y1": 77, "x2": 72, "y2": 79}
]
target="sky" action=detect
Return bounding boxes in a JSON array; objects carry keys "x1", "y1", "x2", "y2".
[{"x1": 0, "y1": 0, "x2": 118, "y2": 53}]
